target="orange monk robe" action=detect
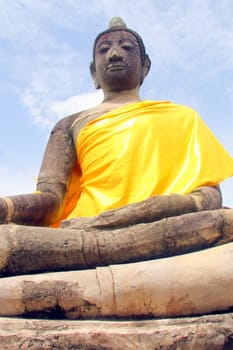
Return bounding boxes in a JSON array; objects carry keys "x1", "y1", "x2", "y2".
[{"x1": 52, "y1": 100, "x2": 233, "y2": 226}]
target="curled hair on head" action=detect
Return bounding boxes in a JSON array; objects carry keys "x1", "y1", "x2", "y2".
[{"x1": 92, "y1": 17, "x2": 151, "y2": 66}]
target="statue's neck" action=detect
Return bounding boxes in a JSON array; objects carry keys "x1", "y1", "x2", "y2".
[{"x1": 102, "y1": 88, "x2": 141, "y2": 105}]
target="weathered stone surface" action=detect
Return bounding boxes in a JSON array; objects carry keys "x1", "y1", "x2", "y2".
[
  {"x1": 1, "y1": 243, "x2": 233, "y2": 320},
  {"x1": 0, "y1": 313, "x2": 233, "y2": 349},
  {"x1": 0, "y1": 202, "x2": 232, "y2": 348},
  {"x1": 1, "y1": 208, "x2": 233, "y2": 276}
]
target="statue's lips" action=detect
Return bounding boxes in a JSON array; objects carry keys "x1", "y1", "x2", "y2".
[{"x1": 106, "y1": 64, "x2": 126, "y2": 71}]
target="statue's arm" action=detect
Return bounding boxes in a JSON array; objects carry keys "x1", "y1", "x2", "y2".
[
  {"x1": 0, "y1": 115, "x2": 77, "y2": 226},
  {"x1": 63, "y1": 185, "x2": 223, "y2": 229}
]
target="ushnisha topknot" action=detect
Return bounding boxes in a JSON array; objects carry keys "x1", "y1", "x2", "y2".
[
  {"x1": 108, "y1": 17, "x2": 127, "y2": 29},
  {"x1": 92, "y1": 17, "x2": 149, "y2": 64}
]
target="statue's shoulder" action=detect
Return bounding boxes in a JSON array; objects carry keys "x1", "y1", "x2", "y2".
[
  {"x1": 164, "y1": 101, "x2": 196, "y2": 113},
  {"x1": 145, "y1": 100, "x2": 200, "y2": 120},
  {"x1": 51, "y1": 111, "x2": 88, "y2": 134},
  {"x1": 70, "y1": 105, "x2": 107, "y2": 141},
  {"x1": 48, "y1": 105, "x2": 105, "y2": 142},
  {"x1": 162, "y1": 101, "x2": 201, "y2": 123}
]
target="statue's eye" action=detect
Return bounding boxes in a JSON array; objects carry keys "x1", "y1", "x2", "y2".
[
  {"x1": 98, "y1": 46, "x2": 110, "y2": 54},
  {"x1": 122, "y1": 44, "x2": 134, "y2": 51}
]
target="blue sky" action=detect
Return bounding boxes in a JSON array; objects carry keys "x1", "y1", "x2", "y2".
[{"x1": 0, "y1": 0, "x2": 233, "y2": 206}]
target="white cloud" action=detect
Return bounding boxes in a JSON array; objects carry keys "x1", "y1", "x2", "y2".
[
  {"x1": 0, "y1": 1, "x2": 55, "y2": 49},
  {"x1": 50, "y1": 91, "x2": 103, "y2": 119},
  {"x1": 21, "y1": 89, "x2": 103, "y2": 129},
  {"x1": 21, "y1": 89, "x2": 54, "y2": 129}
]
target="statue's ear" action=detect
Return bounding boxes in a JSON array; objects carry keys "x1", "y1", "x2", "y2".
[
  {"x1": 141, "y1": 55, "x2": 151, "y2": 84},
  {"x1": 90, "y1": 62, "x2": 101, "y2": 89}
]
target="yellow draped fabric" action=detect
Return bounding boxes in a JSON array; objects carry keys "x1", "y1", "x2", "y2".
[{"x1": 53, "y1": 100, "x2": 233, "y2": 226}]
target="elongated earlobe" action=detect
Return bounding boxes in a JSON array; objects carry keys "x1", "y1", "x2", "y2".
[
  {"x1": 90, "y1": 62, "x2": 101, "y2": 89},
  {"x1": 94, "y1": 79, "x2": 101, "y2": 89},
  {"x1": 141, "y1": 55, "x2": 151, "y2": 84}
]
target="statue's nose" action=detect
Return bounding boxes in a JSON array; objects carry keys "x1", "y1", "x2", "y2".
[{"x1": 108, "y1": 47, "x2": 122, "y2": 61}]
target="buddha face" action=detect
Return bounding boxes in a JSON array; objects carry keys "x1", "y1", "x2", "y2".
[{"x1": 91, "y1": 31, "x2": 147, "y2": 92}]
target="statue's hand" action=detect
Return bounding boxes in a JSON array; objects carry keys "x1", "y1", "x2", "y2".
[{"x1": 62, "y1": 186, "x2": 222, "y2": 230}]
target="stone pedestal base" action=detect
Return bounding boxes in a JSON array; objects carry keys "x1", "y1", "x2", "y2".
[{"x1": 0, "y1": 313, "x2": 233, "y2": 349}]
